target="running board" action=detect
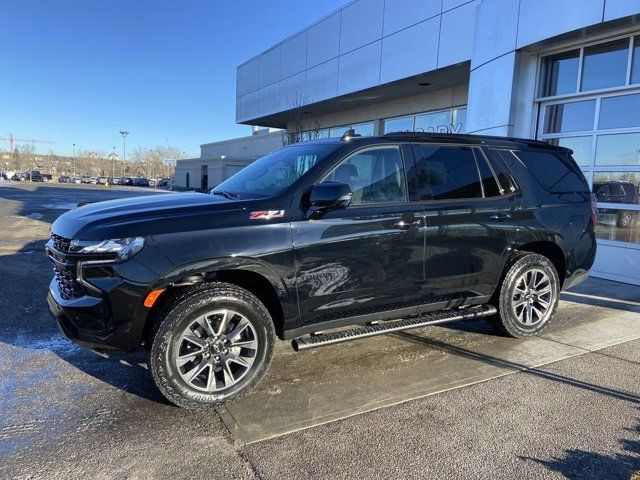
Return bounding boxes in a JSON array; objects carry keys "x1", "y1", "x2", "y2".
[{"x1": 291, "y1": 304, "x2": 497, "y2": 352}]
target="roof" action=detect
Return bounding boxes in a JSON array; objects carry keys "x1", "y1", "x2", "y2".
[{"x1": 297, "y1": 132, "x2": 570, "y2": 153}]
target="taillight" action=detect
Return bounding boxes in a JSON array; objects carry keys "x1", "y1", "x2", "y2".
[{"x1": 590, "y1": 193, "x2": 598, "y2": 228}]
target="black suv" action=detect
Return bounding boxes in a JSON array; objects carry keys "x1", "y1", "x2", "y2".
[{"x1": 46, "y1": 133, "x2": 597, "y2": 409}]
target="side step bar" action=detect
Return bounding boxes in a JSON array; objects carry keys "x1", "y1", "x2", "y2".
[{"x1": 291, "y1": 304, "x2": 497, "y2": 352}]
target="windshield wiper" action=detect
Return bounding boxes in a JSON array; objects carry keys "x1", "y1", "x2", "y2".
[{"x1": 211, "y1": 190, "x2": 240, "y2": 199}]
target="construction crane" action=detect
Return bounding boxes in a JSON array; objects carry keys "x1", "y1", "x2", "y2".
[
  {"x1": 1, "y1": 133, "x2": 54, "y2": 154},
  {"x1": 0, "y1": 134, "x2": 55, "y2": 181}
]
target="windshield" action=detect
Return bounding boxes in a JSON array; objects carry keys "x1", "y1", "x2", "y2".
[{"x1": 213, "y1": 144, "x2": 338, "y2": 197}]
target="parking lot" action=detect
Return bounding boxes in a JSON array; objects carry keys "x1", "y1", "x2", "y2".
[{"x1": 0, "y1": 182, "x2": 639, "y2": 479}]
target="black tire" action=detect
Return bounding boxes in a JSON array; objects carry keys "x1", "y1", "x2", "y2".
[
  {"x1": 617, "y1": 210, "x2": 633, "y2": 229},
  {"x1": 489, "y1": 252, "x2": 560, "y2": 338},
  {"x1": 149, "y1": 282, "x2": 275, "y2": 410}
]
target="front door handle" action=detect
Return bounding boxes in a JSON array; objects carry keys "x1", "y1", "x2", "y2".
[
  {"x1": 489, "y1": 213, "x2": 512, "y2": 221},
  {"x1": 392, "y1": 219, "x2": 422, "y2": 229}
]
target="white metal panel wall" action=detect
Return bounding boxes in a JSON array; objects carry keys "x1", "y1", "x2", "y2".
[
  {"x1": 470, "y1": 0, "x2": 519, "y2": 69},
  {"x1": 306, "y1": 12, "x2": 341, "y2": 68},
  {"x1": 259, "y1": 47, "x2": 281, "y2": 88},
  {"x1": 280, "y1": 32, "x2": 307, "y2": 79},
  {"x1": 380, "y1": 17, "x2": 440, "y2": 84},
  {"x1": 306, "y1": 58, "x2": 339, "y2": 102},
  {"x1": 438, "y1": 0, "x2": 478, "y2": 68},
  {"x1": 339, "y1": 0, "x2": 384, "y2": 53},
  {"x1": 382, "y1": 0, "x2": 441, "y2": 36},
  {"x1": 279, "y1": 72, "x2": 306, "y2": 111},
  {"x1": 338, "y1": 41, "x2": 382, "y2": 95},
  {"x1": 516, "y1": 0, "x2": 605, "y2": 48}
]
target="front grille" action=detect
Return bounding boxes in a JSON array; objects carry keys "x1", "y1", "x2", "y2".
[
  {"x1": 49, "y1": 233, "x2": 87, "y2": 300},
  {"x1": 53, "y1": 263, "x2": 87, "y2": 300},
  {"x1": 51, "y1": 233, "x2": 71, "y2": 253}
]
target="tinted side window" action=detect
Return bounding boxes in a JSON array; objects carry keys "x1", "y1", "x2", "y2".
[
  {"x1": 475, "y1": 152, "x2": 501, "y2": 197},
  {"x1": 323, "y1": 146, "x2": 407, "y2": 205},
  {"x1": 489, "y1": 150, "x2": 518, "y2": 191},
  {"x1": 413, "y1": 145, "x2": 483, "y2": 200},
  {"x1": 515, "y1": 150, "x2": 588, "y2": 193}
]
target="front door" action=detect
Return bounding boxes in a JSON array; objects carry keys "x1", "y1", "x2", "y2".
[
  {"x1": 411, "y1": 143, "x2": 519, "y2": 300},
  {"x1": 292, "y1": 144, "x2": 425, "y2": 330}
]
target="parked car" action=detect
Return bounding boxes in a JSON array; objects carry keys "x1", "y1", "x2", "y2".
[
  {"x1": 1, "y1": 171, "x2": 14, "y2": 180},
  {"x1": 73, "y1": 177, "x2": 82, "y2": 184},
  {"x1": 593, "y1": 181, "x2": 639, "y2": 228},
  {"x1": 132, "y1": 177, "x2": 150, "y2": 187},
  {"x1": 41, "y1": 173, "x2": 53, "y2": 182},
  {"x1": 96, "y1": 176, "x2": 108, "y2": 185},
  {"x1": 156, "y1": 178, "x2": 173, "y2": 189},
  {"x1": 12, "y1": 170, "x2": 43, "y2": 182},
  {"x1": 46, "y1": 132, "x2": 597, "y2": 409},
  {"x1": 81, "y1": 176, "x2": 92, "y2": 184},
  {"x1": 58, "y1": 176, "x2": 72, "y2": 183}
]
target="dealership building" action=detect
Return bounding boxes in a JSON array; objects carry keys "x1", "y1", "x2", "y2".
[{"x1": 229, "y1": 0, "x2": 640, "y2": 285}]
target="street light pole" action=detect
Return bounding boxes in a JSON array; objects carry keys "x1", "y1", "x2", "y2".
[
  {"x1": 119, "y1": 131, "x2": 129, "y2": 178},
  {"x1": 111, "y1": 146, "x2": 116, "y2": 184},
  {"x1": 73, "y1": 143, "x2": 76, "y2": 178}
]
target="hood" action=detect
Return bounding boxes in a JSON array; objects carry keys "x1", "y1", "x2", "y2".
[{"x1": 51, "y1": 192, "x2": 253, "y2": 240}]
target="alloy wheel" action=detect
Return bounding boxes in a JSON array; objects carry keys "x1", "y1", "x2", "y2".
[
  {"x1": 174, "y1": 309, "x2": 258, "y2": 392},
  {"x1": 510, "y1": 268, "x2": 553, "y2": 326}
]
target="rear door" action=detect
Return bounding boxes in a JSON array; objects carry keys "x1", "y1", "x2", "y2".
[
  {"x1": 292, "y1": 144, "x2": 425, "y2": 328},
  {"x1": 411, "y1": 144, "x2": 520, "y2": 300}
]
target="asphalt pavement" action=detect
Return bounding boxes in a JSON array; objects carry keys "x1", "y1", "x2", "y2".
[{"x1": 0, "y1": 182, "x2": 638, "y2": 479}]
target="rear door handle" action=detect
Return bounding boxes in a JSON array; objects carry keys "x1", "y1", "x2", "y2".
[
  {"x1": 489, "y1": 213, "x2": 512, "y2": 221},
  {"x1": 392, "y1": 219, "x2": 421, "y2": 229}
]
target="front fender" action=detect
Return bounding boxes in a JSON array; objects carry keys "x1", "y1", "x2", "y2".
[{"x1": 149, "y1": 256, "x2": 296, "y2": 320}]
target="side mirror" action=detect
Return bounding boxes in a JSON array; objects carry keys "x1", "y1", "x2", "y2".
[{"x1": 308, "y1": 182, "x2": 352, "y2": 217}]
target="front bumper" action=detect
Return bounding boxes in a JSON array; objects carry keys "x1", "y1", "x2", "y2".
[{"x1": 46, "y1": 240, "x2": 155, "y2": 351}]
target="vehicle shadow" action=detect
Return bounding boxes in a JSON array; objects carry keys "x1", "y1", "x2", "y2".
[
  {"x1": 391, "y1": 331, "x2": 640, "y2": 405},
  {"x1": 519, "y1": 408, "x2": 640, "y2": 479}
]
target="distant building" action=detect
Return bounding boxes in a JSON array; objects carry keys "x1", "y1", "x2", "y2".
[{"x1": 174, "y1": 128, "x2": 283, "y2": 190}]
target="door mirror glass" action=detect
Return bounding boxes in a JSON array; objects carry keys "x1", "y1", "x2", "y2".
[{"x1": 309, "y1": 182, "x2": 352, "y2": 211}]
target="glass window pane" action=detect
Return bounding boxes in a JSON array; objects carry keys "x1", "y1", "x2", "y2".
[
  {"x1": 413, "y1": 146, "x2": 483, "y2": 200},
  {"x1": 546, "y1": 136, "x2": 592, "y2": 167},
  {"x1": 475, "y1": 153, "x2": 501, "y2": 197},
  {"x1": 539, "y1": 50, "x2": 580, "y2": 97},
  {"x1": 595, "y1": 133, "x2": 640, "y2": 166},
  {"x1": 383, "y1": 116, "x2": 414, "y2": 133},
  {"x1": 631, "y1": 37, "x2": 640, "y2": 84},
  {"x1": 543, "y1": 100, "x2": 596, "y2": 134},
  {"x1": 516, "y1": 150, "x2": 588, "y2": 193},
  {"x1": 581, "y1": 39, "x2": 629, "y2": 92},
  {"x1": 593, "y1": 171, "x2": 640, "y2": 205},
  {"x1": 352, "y1": 122, "x2": 374, "y2": 136},
  {"x1": 599, "y1": 93, "x2": 640, "y2": 129},
  {"x1": 414, "y1": 110, "x2": 451, "y2": 133},
  {"x1": 323, "y1": 147, "x2": 407, "y2": 205},
  {"x1": 452, "y1": 107, "x2": 467, "y2": 134},
  {"x1": 596, "y1": 208, "x2": 640, "y2": 244}
]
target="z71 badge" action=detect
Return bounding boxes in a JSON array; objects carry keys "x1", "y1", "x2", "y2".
[{"x1": 250, "y1": 210, "x2": 285, "y2": 220}]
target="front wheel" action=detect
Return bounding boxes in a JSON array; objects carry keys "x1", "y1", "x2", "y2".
[
  {"x1": 490, "y1": 253, "x2": 560, "y2": 338},
  {"x1": 149, "y1": 282, "x2": 275, "y2": 410}
]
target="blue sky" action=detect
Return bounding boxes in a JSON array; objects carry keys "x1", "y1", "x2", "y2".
[{"x1": 0, "y1": 0, "x2": 346, "y2": 157}]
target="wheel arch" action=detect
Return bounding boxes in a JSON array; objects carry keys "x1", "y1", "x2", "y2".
[
  {"x1": 515, "y1": 240, "x2": 567, "y2": 286},
  {"x1": 143, "y1": 257, "x2": 292, "y2": 343}
]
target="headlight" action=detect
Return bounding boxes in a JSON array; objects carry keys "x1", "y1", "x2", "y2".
[{"x1": 71, "y1": 237, "x2": 145, "y2": 261}]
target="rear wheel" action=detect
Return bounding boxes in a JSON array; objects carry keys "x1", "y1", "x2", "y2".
[
  {"x1": 490, "y1": 253, "x2": 560, "y2": 337},
  {"x1": 149, "y1": 282, "x2": 275, "y2": 409}
]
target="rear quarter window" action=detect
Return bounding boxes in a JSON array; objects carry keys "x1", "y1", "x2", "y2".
[{"x1": 515, "y1": 149, "x2": 588, "y2": 193}]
